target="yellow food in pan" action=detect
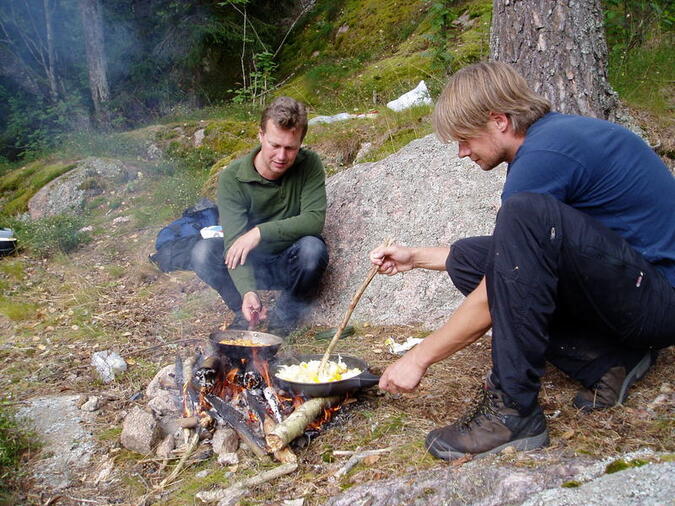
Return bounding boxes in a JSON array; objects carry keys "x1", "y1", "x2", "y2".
[
  {"x1": 276, "y1": 357, "x2": 361, "y2": 383},
  {"x1": 219, "y1": 338, "x2": 265, "y2": 346}
]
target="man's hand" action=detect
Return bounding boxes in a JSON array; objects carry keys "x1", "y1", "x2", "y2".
[
  {"x1": 225, "y1": 227, "x2": 261, "y2": 269},
  {"x1": 378, "y1": 349, "x2": 428, "y2": 393},
  {"x1": 241, "y1": 291, "x2": 263, "y2": 325},
  {"x1": 369, "y1": 244, "x2": 415, "y2": 275}
]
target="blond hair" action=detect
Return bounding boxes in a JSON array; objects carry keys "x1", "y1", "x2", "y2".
[
  {"x1": 433, "y1": 62, "x2": 551, "y2": 142},
  {"x1": 260, "y1": 96, "x2": 308, "y2": 140}
]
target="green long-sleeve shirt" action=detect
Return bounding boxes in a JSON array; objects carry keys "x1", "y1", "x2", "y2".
[{"x1": 217, "y1": 146, "x2": 327, "y2": 296}]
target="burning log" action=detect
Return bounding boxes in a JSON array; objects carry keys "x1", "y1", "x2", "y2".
[
  {"x1": 262, "y1": 386, "x2": 283, "y2": 423},
  {"x1": 263, "y1": 417, "x2": 298, "y2": 465},
  {"x1": 265, "y1": 396, "x2": 340, "y2": 452},
  {"x1": 194, "y1": 356, "x2": 221, "y2": 389},
  {"x1": 206, "y1": 394, "x2": 268, "y2": 458}
]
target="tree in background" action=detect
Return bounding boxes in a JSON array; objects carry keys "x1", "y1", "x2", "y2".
[
  {"x1": 78, "y1": 0, "x2": 110, "y2": 127},
  {"x1": 490, "y1": 0, "x2": 618, "y2": 120}
]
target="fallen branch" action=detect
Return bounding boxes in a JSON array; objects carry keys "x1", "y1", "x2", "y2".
[
  {"x1": 266, "y1": 396, "x2": 340, "y2": 452},
  {"x1": 333, "y1": 447, "x2": 392, "y2": 457},
  {"x1": 195, "y1": 462, "x2": 298, "y2": 503},
  {"x1": 334, "y1": 447, "x2": 393, "y2": 479}
]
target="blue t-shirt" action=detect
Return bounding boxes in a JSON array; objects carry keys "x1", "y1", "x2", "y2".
[{"x1": 502, "y1": 112, "x2": 675, "y2": 287}]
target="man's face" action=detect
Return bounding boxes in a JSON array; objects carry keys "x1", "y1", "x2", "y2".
[
  {"x1": 456, "y1": 117, "x2": 510, "y2": 171},
  {"x1": 256, "y1": 120, "x2": 303, "y2": 180}
]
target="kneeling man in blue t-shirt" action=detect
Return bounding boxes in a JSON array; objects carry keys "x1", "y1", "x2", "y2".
[{"x1": 369, "y1": 62, "x2": 675, "y2": 460}]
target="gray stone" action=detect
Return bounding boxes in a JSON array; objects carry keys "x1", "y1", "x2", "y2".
[
  {"x1": 146, "y1": 143, "x2": 162, "y2": 160},
  {"x1": 80, "y1": 396, "x2": 100, "y2": 412},
  {"x1": 156, "y1": 434, "x2": 175, "y2": 458},
  {"x1": 308, "y1": 134, "x2": 504, "y2": 329},
  {"x1": 120, "y1": 406, "x2": 162, "y2": 455},
  {"x1": 217, "y1": 452, "x2": 239, "y2": 466},
  {"x1": 193, "y1": 128, "x2": 206, "y2": 147},
  {"x1": 17, "y1": 395, "x2": 96, "y2": 491},
  {"x1": 147, "y1": 389, "x2": 181, "y2": 417},
  {"x1": 212, "y1": 427, "x2": 239, "y2": 454},
  {"x1": 146, "y1": 364, "x2": 179, "y2": 399},
  {"x1": 28, "y1": 157, "x2": 133, "y2": 219},
  {"x1": 326, "y1": 450, "x2": 672, "y2": 506}
]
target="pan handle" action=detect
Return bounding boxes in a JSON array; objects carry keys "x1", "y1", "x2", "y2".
[{"x1": 356, "y1": 371, "x2": 380, "y2": 388}]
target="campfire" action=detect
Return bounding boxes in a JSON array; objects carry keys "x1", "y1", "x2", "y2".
[{"x1": 175, "y1": 335, "x2": 354, "y2": 464}]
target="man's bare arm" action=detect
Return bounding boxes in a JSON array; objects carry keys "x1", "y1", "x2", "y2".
[
  {"x1": 379, "y1": 278, "x2": 492, "y2": 393},
  {"x1": 370, "y1": 245, "x2": 450, "y2": 275}
]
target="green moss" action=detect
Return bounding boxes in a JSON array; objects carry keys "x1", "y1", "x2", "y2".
[
  {"x1": 562, "y1": 480, "x2": 581, "y2": 488},
  {"x1": 97, "y1": 427, "x2": 122, "y2": 442},
  {"x1": 0, "y1": 160, "x2": 76, "y2": 215},
  {"x1": 0, "y1": 299, "x2": 39, "y2": 321},
  {"x1": 605, "y1": 458, "x2": 649, "y2": 474}
]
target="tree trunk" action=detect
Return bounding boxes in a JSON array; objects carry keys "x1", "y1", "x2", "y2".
[
  {"x1": 43, "y1": 0, "x2": 59, "y2": 101},
  {"x1": 78, "y1": 0, "x2": 110, "y2": 127},
  {"x1": 490, "y1": 0, "x2": 618, "y2": 120}
]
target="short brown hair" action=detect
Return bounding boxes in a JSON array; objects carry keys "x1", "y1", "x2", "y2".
[
  {"x1": 260, "y1": 96, "x2": 308, "y2": 140},
  {"x1": 433, "y1": 62, "x2": 551, "y2": 142}
]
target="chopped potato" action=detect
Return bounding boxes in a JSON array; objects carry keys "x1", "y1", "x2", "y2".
[{"x1": 276, "y1": 357, "x2": 361, "y2": 383}]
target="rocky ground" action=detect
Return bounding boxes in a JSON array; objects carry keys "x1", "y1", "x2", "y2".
[{"x1": 1, "y1": 134, "x2": 673, "y2": 505}]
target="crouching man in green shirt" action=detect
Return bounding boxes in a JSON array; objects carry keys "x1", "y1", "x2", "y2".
[{"x1": 191, "y1": 96, "x2": 328, "y2": 337}]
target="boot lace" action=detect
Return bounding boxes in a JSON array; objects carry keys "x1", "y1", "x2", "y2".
[{"x1": 456, "y1": 385, "x2": 501, "y2": 430}]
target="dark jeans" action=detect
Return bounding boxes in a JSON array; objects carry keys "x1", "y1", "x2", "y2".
[
  {"x1": 446, "y1": 192, "x2": 675, "y2": 413},
  {"x1": 190, "y1": 235, "x2": 328, "y2": 323}
]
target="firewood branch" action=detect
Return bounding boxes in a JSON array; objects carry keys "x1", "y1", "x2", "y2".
[
  {"x1": 195, "y1": 462, "x2": 298, "y2": 503},
  {"x1": 266, "y1": 396, "x2": 340, "y2": 452}
]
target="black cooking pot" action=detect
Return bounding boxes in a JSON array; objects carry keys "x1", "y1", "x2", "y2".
[
  {"x1": 272, "y1": 353, "x2": 380, "y2": 397},
  {"x1": 0, "y1": 238, "x2": 17, "y2": 257},
  {"x1": 209, "y1": 329, "x2": 283, "y2": 361}
]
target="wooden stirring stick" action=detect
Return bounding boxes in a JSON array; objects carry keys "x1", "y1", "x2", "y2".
[{"x1": 318, "y1": 238, "x2": 393, "y2": 375}]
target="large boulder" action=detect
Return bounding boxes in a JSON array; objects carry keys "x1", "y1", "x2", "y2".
[
  {"x1": 28, "y1": 157, "x2": 133, "y2": 219},
  {"x1": 308, "y1": 134, "x2": 505, "y2": 329}
]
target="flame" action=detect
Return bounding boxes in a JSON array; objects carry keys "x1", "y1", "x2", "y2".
[
  {"x1": 308, "y1": 402, "x2": 344, "y2": 430},
  {"x1": 251, "y1": 349, "x2": 273, "y2": 387}
]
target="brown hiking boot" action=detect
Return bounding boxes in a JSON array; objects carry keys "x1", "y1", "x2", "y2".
[
  {"x1": 425, "y1": 375, "x2": 549, "y2": 460},
  {"x1": 573, "y1": 351, "x2": 655, "y2": 412}
]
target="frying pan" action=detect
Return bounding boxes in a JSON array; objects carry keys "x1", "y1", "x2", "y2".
[
  {"x1": 272, "y1": 353, "x2": 380, "y2": 397},
  {"x1": 209, "y1": 329, "x2": 283, "y2": 361}
]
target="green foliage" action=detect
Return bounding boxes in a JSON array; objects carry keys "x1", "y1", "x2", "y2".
[
  {"x1": 4, "y1": 213, "x2": 89, "y2": 258},
  {"x1": 604, "y1": 0, "x2": 674, "y2": 51},
  {"x1": 0, "y1": 403, "x2": 38, "y2": 496}
]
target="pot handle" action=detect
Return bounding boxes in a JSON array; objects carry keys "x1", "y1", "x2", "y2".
[{"x1": 357, "y1": 371, "x2": 380, "y2": 388}]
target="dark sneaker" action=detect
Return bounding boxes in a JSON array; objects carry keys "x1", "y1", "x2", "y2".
[
  {"x1": 425, "y1": 376, "x2": 549, "y2": 460},
  {"x1": 573, "y1": 351, "x2": 656, "y2": 412},
  {"x1": 226, "y1": 311, "x2": 248, "y2": 331}
]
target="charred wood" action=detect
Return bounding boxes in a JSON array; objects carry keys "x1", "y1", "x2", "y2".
[{"x1": 206, "y1": 394, "x2": 268, "y2": 458}]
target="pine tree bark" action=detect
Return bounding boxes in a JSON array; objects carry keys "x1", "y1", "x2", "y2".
[
  {"x1": 78, "y1": 0, "x2": 110, "y2": 127},
  {"x1": 490, "y1": 0, "x2": 618, "y2": 120}
]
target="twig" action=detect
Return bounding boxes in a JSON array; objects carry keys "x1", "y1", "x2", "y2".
[
  {"x1": 333, "y1": 447, "x2": 392, "y2": 479},
  {"x1": 332, "y1": 447, "x2": 393, "y2": 457},
  {"x1": 319, "y1": 238, "x2": 393, "y2": 374},
  {"x1": 195, "y1": 463, "x2": 298, "y2": 503},
  {"x1": 158, "y1": 431, "x2": 200, "y2": 489}
]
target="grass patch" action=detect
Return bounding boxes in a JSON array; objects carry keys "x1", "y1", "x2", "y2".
[
  {"x1": 7, "y1": 213, "x2": 90, "y2": 258},
  {"x1": 0, "y1": 259, "x2": 25, "y2": 280},
  {"x1": 0, "y1": 299, "x2": 39, "y2": 321},
  {"x1": 97, "y1": 427, "x2": 122, "y2": 442},
  {"x1": 608, "y1": 35, "x2": 674, "y2": 128},
  {"x1": 0, "y1": 403, "x2": 39, "y2": 499}
]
